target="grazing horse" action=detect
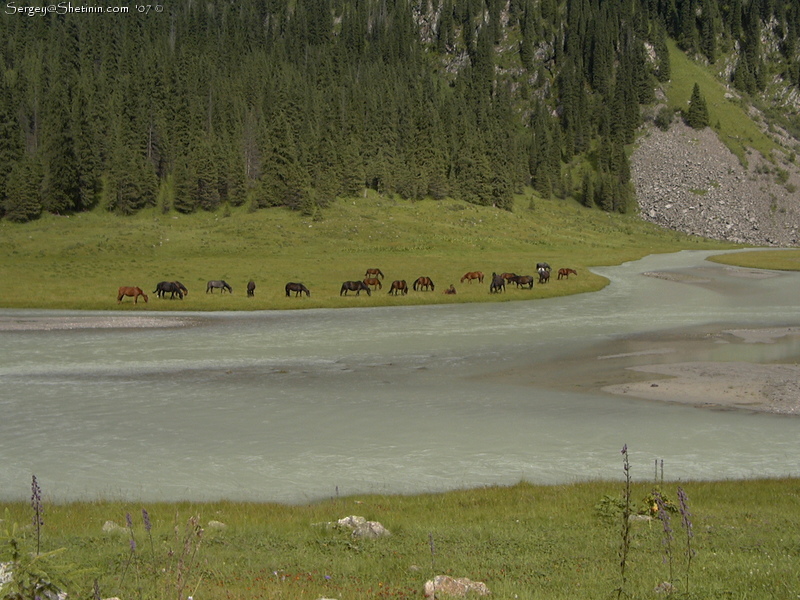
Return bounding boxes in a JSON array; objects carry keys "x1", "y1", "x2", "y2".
[
  {"x1": 489, "y1": 273, "x2": 505, "y2": 293},
  {"x1": 364, "y1": 268, "x2": 384, "y2": 280},
  {"x1": 444, "y1": 284, "x2": 456, "y2": 295},
  {"x1": 500, "y1": 272, "x2": 518, "y2": 284},
  {"x1": 538, "y1": 268, "x2": 550, "y2": 284},
  {"x1": 285, "y1": 282, "x2": 310, "y2": 297},
  {"x1": 363, "y1": 277, "x2": 383, "y2": 290},
  {"x1": 517, "y1": 275, "x2": 536, "y2": 289},
  {"x1": 413, "y1": 276, "x2": 435, "y2": 291},
  {"x1": 536, "y1": 262, "x2": 551, "y2": 272},
  {"x1": 460, "y1": 271, "x2": 484, "y2": 284},
  {"x1": 117, "y1": 286, "x2": 148, "y2": 304},
  {"x1": 206, "y1": 280, "x2": 232, "y2": 294},
  {"x1": 340, "y1": 281, "x2": 371, "y2": 296},
  {"x1": 247, "y1": 280, "x2": 256, "y2": 297},
  {"x1": 557, "y1": 268, "x2": 578, "y2": 280},
  {"x1": 153, "y1": 281, "x2": 187, "y2": 299},
  {"x1": 388, "y1": 280, "x2": 408, "y2": 295}
]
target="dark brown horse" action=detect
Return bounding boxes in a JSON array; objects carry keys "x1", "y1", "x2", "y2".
[
  {"x1": 538, "y1": 268, "x2": 550, "y2": 284},
  {"x1": 247, "y1": 280, "x2": 256, "y2": 296},
  {"x1": 460, "y1": 271, "x2": 484, "y2": 284},
  {"x1": 388, "y1": 280, "x2": 408, "y2": 295},
  {"x1": 536, "y1": 262, "x2": 551, "y2": 272},
  {"x1": 285, "y1": 282, "x2": 310, "y2": 297},
  {"x1": 557, "y1": 268, "x2": 578, "y2": 280},
  {"x1": 340, "y1": 281, "x2": 371, "y2": 296},
  {"x1": 489, "y1": 273, "x2": 505, "y2": 293},
  {"x1": 413, "y1": 276, "x2": 435, "y2": 291},
  {"x1": 512, "y1": 275, "x2": 535, "y2": 289},
  {"x1": 117, "y1": 286, "x2": 148, "y2": 304},
  {"x1": 363, "y1": 277, "x2": 383, "y2": 290},
  {"x1": 364, "y1": 268, "x2": 384, "y2": 280},
  {"x1": 444, "y1": 284, "x2": 456, "y2": 295},
  {"x1": 500, "y1": 272, "x2": 518, "y2": 283}
]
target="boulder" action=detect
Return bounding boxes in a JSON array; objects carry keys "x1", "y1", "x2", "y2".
[
  {"x1": 423, "y1": 575, "x2": 490, "y2": 599},
  {"x1": 336, "y1": 515, "x2": 390, "y2": 538}
]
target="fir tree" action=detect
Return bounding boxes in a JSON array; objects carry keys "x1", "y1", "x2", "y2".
[{"x1": 685, "y1": 82, "x2": 709, "y2": 129}]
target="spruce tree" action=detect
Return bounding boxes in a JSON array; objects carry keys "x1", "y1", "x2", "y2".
[{"x1": 686, "y1": 82, "x2": 709, "y2": 129}]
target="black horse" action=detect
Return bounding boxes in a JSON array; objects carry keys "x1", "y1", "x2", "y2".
[
  {"x1": 153, "y1": 281, "x2": 187, "y2": 299},
  {"x1": 206, "y1": 280, "x2": 232, "y2": 294},
  {"x1": 489, "y1": 272, "x2": 505, "y2": 293},
  {"x1": 536, "y1": 262, "x2": 551, "y2": 272},
  {"x1": 285, "y1": 282, "x2": 310, "y2": 297},
  {"x1": 340, "y1": 281, "x2": 371, "y2": 296},
  {"x1": 247, "y1": 280, "x2": 256, "y2": 297}
]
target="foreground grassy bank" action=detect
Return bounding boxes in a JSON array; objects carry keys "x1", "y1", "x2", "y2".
[
  {"x1": 3, "y1": 478, "x2": 799, "y2": 599},
  {"x1": 0, "y1": 193, "x2": 736, "y2": 311}
]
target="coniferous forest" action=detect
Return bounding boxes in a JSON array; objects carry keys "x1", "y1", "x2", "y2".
[{"x1": 1, "y1": 0, "x2": 799, "y2": 222}]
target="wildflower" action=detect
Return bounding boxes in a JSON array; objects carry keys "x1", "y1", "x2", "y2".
[{"x1": 142, "y1": 508, "x2": 152, "y2": 532}]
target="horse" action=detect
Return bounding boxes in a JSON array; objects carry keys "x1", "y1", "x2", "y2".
[
  {"x1": 536, "y1": 262, "x2": 551, "y2": 272},
  {"x1": 460, "y1": 271, "x2": 484, "y2": 284},
  {"x1": 444, "y1": 284, "x2": 456, "y2": 295},
  {"x1": 513, "y1": 275, "x2": 535, "y2": 289},
  {"x1": 489, "y1": 273, "x2": 505, "y2": 293},
  {"x1": 363, "y1": 277, "x2": 383, "y2": 290},
  {"x1": 153, "y1": 281, "x2": 186, "y2": 299},
  {"x1": 388, "y1": 280, "x2": 408, "y2": 295},
  {"x1": 413, "y1": 276, "x2": 435, "y2": 291},
  {"x1": 500, "y1": 272, "x2": 518, "y2": 283},
  {"x1": 285, "y1": 282, "x2": 310, "y2": 297},
  {"x1": 364, "y1": 268, "x2": 384, "y2": 280},
  {"x1": 557, "y1": 268, "x2": 578, "y2": 280},
  {"x1": 117, "y1": 286, "x2": 148, "y2": 304},
  {"x1": 206, "y1": 280, "x2": 232, "y2": 294},
  {"x1": 247, "y1": 280, "x2": 256, "y2": 297},
  {"x1": 340, "y1": 281, "x2": 371, "y2": 296},
  {"x1": 538, "y1": 268, "x2": 550, "y2": 284}
]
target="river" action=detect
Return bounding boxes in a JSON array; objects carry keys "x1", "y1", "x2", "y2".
[{"x1": 1, "y1": 250, "x2": 798, "y2": 503}]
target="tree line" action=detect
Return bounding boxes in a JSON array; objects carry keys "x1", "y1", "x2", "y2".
[{"x1": 0, "y1": 0, "x2": 798, "y2": 222}]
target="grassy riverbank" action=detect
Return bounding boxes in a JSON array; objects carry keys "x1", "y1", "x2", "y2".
[
  {"x1": 0, "y1": 193, "x2": 736, "y2": 311},
  {"x1": 3, "y1": 477, "x2": 799, "y2": 600}
]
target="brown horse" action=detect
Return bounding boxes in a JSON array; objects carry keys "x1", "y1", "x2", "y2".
[
  {"x1": 557, "y1": 268, "x2": 578, "y2": 280},
  {"x1": 500, "y1": 272, "x2": 518, "y2": 283},
  {"x1": 460, "y1": 271, "x2": 484, "y2": 284},
  {"x1": 247, "y1": 280, "x2": 256, "y2": 297},
  {"x1": 117, "y1": 286, "x2": 148, "y2": 304},
  {"x1": 388, "y1": 280, "x2": 408, "y2": 295},
  {"x1": 444, "y1": 284, "x2": 456, "y2": 295},
  {"x1": 512, "y1": 275, "x2": 535, "y2": 289},
  {"x1": 413, "y1": 276, "x2": 435, "y2": 291},
  {"x1": 364, "y1": 268, "x2": 384, "y2": 280},
  {"x1": 363, "y1": 277, "x2": 383, "y2": 290}
]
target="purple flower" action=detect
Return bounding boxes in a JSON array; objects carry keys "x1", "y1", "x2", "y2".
[{"x1": 142, "y1": 508, "x2": 151, "y2": 533}]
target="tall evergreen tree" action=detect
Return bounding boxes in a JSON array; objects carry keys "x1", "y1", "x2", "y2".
[{"x1": 686, "y1": 82, "x2": 710, "y2": 128}]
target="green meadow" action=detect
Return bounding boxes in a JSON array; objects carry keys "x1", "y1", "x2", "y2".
[
  {"x1": 0, "y1": 193, "x2": 738, "y2": 311},
  {"x1": 3, "y1": 477, "x2": 799, "y2": 600}
]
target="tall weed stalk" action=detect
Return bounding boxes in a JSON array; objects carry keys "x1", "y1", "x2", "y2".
[{"x1": 616, "y1": 444, "x2": 632, "y2": 599}]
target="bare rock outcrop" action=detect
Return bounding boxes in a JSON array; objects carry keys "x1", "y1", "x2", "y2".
[{"x1": 631, "y1": 121, "x2": 800, "y2": 246}]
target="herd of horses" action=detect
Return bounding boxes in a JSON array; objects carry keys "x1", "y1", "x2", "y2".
[{"x1": 116, "y1": 264, "x2": 577, "y2": 304}]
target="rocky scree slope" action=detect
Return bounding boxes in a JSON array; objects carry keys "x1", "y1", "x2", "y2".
[{"x1": 631, "y1": 121, "x2": 800, "y2": 247}]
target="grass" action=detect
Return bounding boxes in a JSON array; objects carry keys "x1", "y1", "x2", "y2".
[
  {"x1": 0, "y1": 191, "x2": 736, "y2": 311},
  {"x1": 664, "y1": 40, "x2": 782, "y2": 166},
  {"x1": 707, "y1": 248, "x2": 800, "y2": 271},
  {"x1": 2, "y1": 476, "x2": 799, "y2": 600}
]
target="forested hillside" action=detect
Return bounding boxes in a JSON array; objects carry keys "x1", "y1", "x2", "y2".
[{"x1": 1, "y1": 0, "x2": 799, "y2": 223}]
